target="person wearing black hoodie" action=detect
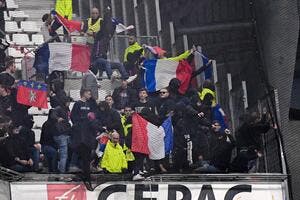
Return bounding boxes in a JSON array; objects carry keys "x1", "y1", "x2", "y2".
[
  {"x1": 51, "y1": 96, "x2": 71, "y2": 173},
  {"x1": 70, "y1": 89, "x2": 98, "y2": 184},
  {"x1": 6, "y1": 125, "x2": 34, "y2": 172},
  {"x1": 40, "y1": 109, "x2": 58, "y2": 173}
]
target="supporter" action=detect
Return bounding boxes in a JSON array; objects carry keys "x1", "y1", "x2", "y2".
[
  {"x1": 51, "y1": 96, "x2": 72, "y2": 173},
  {"x1": 133, "y1": 88, "x2": 155, "y2": 114},
  {"x1": 104, "y1": 95, "x2": 114, "y2": 109},
  {"x1": 81, "y1": 66, "x2": 101, "y2": 100},
  {"x1": 123, "y1": 35, "x2": 144, "y2": 75},
  {"x1": 198, "y1": 79, "x2": 216, "y2": 108},
  {"x1": 0, "y1": 56, "x2": 16, "y2": 86},
  {"x1": 70, "y1": 89, "x2": 98, "y2": 183},
  {"x1": 40, "y1": 109, "x2": 58, "y2": 173},
  {"x1": 41, "y1": 13, "x2": 52, "y2": 41},
  {"x1": 96, "y1": 101, "x2": 124, "y2": 140},
  {"x1": 100, "y1": 131, "x2": 127, "y2": 173},
  {"x1": 6, "y1": 125, "x2": 34, "y2": 172},
  {"x1": 49, "y1": 78, "x2": 68, "y2": 108},
  {"x1": 112, "y1": 80, "x2": 137, "y2": 110},
  {"x1": 91, "y1": 7, "x2": 136, "y2": 82},
  {"x1": 19, "y1": 117, "x2": 41, "y2": 172},
  {"x1": 50, "y1": 0, "x2": 73, "y2": 42},
  {"x1": 0, "y1": 38, "x2": 9, "y2": 70},
  {"x1": 194, "y1": 121, "x2": 235, "y2": 173},
  {"x1": 232, "y1": 112, "x2": 271, "y2": 173},
  {"x1": 81, "y1": 7, "x2": 103, "y2": 46},
  {"x1": 155, "y1": 87, "x2": 175, "y2": 119}
]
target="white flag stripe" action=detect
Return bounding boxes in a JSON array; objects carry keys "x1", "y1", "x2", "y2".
[
  {"x1": 147, "y1": 123, "x2": 165, "y2": 160},
  {"x1": 49, "y1": 43, "x2": 72, "y2": 73},
  {"x1": 155, "y1": 59, "x2": 178, "y2": 90}
]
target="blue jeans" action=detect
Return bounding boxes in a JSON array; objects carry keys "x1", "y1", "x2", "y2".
[
  {"x1": 10, "y1": 164, "x2": 32, "y2": 172},
  {"x1": 30, "y1": 147, "x2": 40, "y2": 171},
  {"x1": 53, "y1": 135, "x2": 70, "y2": 173},
  {"x1": 92, "y1": 58, "x2": 129, "y2": 79},
  {"x1": 42, "y1": 145, "x2": 58, "y2": 173}
]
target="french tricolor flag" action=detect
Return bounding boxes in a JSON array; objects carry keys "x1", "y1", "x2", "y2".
[
  {"x1": 131, "y1": 113, "x2": 173, "y2": 160},
  {"x1": 142, "y1": 59, "x2": 193, "y2": 94},
  {"x1": 33, "y1": 43, "x2": 91, "y2": 74}
]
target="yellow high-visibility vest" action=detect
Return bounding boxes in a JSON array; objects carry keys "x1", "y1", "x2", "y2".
[
  {"x1": 86, "y1": 17, "x2": 102, "y2": 44},
  {"x1": 55, "y1": 0, "x2": 73, "y2": 20}
]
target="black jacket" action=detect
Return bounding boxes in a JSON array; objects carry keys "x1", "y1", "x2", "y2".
[
  {"x1": 112, "y1": 86, "x2": 137, "y2": 110},
  {"x1": 51, "y1": 105, "x2": 71, "y2": 135}
]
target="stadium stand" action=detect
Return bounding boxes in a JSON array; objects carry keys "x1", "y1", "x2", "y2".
[
  {"x1": 12, "y1": 33, "x2": 34, "y2": 46},
  {"x1": 20, "y1": 21, "x2": 40, "y2": 33},
  {"x1": 5, "y1": 21, "x2": 22, "y2": 33}
]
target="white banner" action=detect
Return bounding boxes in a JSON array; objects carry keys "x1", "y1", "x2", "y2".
[{"x1": 10, "y1": 182, "x2": 284, "y2": 200}]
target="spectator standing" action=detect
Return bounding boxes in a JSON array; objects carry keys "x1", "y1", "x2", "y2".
[
  {"x1": 40, "y1": 109, "x2": 58, "y2": 173},
  {"x1": 70, "y1": 89, "x2": 98, "y2": 184},
  {"x1": 81, "y1": 7, "x2": 103, "y2": 46},
  {"x1": 51, "y1": 96, "x2": 72, "y2": 173},
  {"x1": 50, "y1": 0, "x2": 73, "y2": 42},
  {"x1": 41, "y1": 13, "x2": 52, "y2": 41}
]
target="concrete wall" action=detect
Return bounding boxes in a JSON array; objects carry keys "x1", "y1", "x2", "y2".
[{"x1": 254, "y1": 0, "x2": 300, "y2": 199}]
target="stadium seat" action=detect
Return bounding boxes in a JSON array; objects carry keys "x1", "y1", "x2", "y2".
[
  {"x1": 5, "y1": 21, "x2": 22, "y2": 33},
  {"x1": 33, "y1": 129, "x2": 41, "y2": 142},
  {"x1": 21, "y1": 21, "x2": 40, "y2": 33},
  {"x1": 10, "y1": 11, "x2": 29, "y2": 21},
  {"x1": 69, "y1": 90, "x2": 81, "y2": 101},
  {"x1": 33, "y1": 115, "x2": 48, "y2": 129},
  {"x1": 4, "y1": 11, "x2": 11, "y2": 21},
  {"x1": 12, "y1": 34, "x2": 34, "y2": 46},
  {"x1": 5, "y1": 35, "x2": 11, "y2": 42},
  {"x1": 7, "y1": 47, "x2": 24, "y2": 58},
  {"x1": 32, "y1": 34, "x2": 44, "y2": 45},
  {"x1": 15, "y1": 58, "x2": 22, "y2": 70},
  {"x1": 28, "y1": 106, "x2": 50, "y2": 115},
  {"x1": 6, "y1": 0, "x2": 18, "y2": 10}
]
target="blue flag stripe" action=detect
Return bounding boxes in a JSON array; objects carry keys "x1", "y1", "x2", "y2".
[
  {"x1": 144, "y1": 59, "x2": 157, "y2": 92},
  {"x1": 162, "y1": 117, "x2": 173, "y2": 155}
]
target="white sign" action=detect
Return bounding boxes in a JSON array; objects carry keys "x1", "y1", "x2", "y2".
[{"x1": 10, "y1": 182, "x2": 285, "y2": 200}]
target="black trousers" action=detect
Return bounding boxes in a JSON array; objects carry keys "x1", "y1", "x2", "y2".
[
  {"x1": 77, "y1": 144, "x2": 92, "y2": 181},
  {"x1": 133, "y1": 152, "x2": 146, "y2": 175}
]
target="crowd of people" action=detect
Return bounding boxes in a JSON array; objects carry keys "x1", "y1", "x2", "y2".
[{"x1": 0, "y1": 0, "x2": 274, "y2": 187}]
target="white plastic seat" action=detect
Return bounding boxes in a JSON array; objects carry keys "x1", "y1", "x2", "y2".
[
  {"x1": 33, "y1": 129, "x2": 42, "y2": 143},
  {"x1": 4, "y1": 11, "x2": 11, "y2": 21},
  {"x1": 5, "y1": 21, "x2": 22, "y2": 33},
  {"x1": 21, "y1": 21, "x2": 40, "y2": 33},
  {"x1": 5, "y1": 35, "x2": 11, "y2": 42},
  {"x1": 32, "y1": 34, "x2": 44, "y2": 45},
  {"x1": 7, "y1": 47, "x2": 24, "y2": 58},
  {"x1": 15, "y1": 58, "x2": 22, "y2": 70},
  {"x1": 12, "y1": 34, "x2": 34, "y2": 46},
  {"x1": 6, "y1": 0, "x2": 18, "y2": 10},
  {"x1": 10, "y1": 11, "x2": 29, "y2": 21},
  {"x1": 33, "y1": 115, "x2": 48, "y2": 129},
  {"x1": 70, "y1": 90, "x2": 81, "y2": 101}
]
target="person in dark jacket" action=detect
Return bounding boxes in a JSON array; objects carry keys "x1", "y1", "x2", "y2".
[
  {"x1": 96, "y1": 101, "x2": 124, "y2": 140},
  {"x1": 112, "y1": 80, "x2": 137, "y2": 110},
  {"x1": 40, "y1": 109, "x2": 58, "y2": 173},
  {"x1": 232, "y1": 112, "x2": 271, "y2": 173},
  {"x1": 70, "y1": 89, "x2": 98, "y2": 184},
  {"x1": 6, "y1": 125, "x2": 34, "y2": 172},
  {"x1": 51, "y1": 96, "x2": 71, "y2": 173},
  {"x1": 49, "y1": 78, "x2": 67, "y2": 108},
  {"x1": 194, "y1": 121, "x2": 235, "y2": 173}
]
